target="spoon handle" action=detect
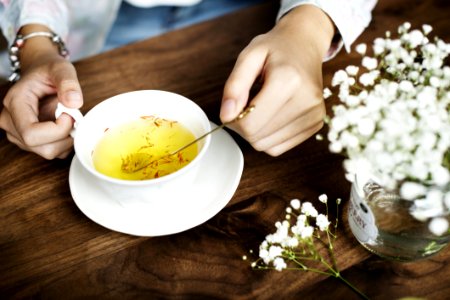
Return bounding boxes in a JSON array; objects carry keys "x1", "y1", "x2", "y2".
[{"x1": 169, "y1": 105, "x2": 255, "y2": 156}]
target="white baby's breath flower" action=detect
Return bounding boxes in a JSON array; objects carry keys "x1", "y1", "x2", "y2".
[
  {"x1": 325, "y1": 23, "x2": 450, "y2": 235},
  {"x1": 357, "y1": 118, "x2": 376, "y2": 136},
  {"x1": 290, "y1": 199, "x2": 301, "y2": 210},
  {"x1": 422, "y1": 24, "x2": 433, "y2": 35},
  {"x1": 273, "y1": 257, "x2": 287, "y2": 271},
  {"x1": 286, "y1": 237, "x2": 299, "y2": 248},
  {"x1": 373, "y1": 38, "x2": 386, "y2": 55},
  {"x1": 318, "y1": 194, "x2": 328, "y2": 203},
  {"x1": 301, "y1": 202, "x2": 318, "y2": 217},
  {"x1": 355, "y1": 43, "x2": 367, "y2": 55},
  {"x1": 323, "y1": 87, "x2": 332, "y2": 99},
  {"x1": 250, "y1": 197, "x2": 364, "y2": 296},
  {"x1": 329, "y1": 141, "x2": 343, "y2": 153},
  {"x1": 431, "y1": 166, "x2": 450, "y2": 186},
  {"x1": 428, "y1": 217, "x2": 449, "y2": 236},
  {"x1": 344, "y1": 95, "x2": 361, "y2": 106},
  {"x1": 340, "y1": 131, "x2": 359, "y2": 149},
  {"x1": 362, "y1": 56, "x2": 378, "y2": 70},
  {"x1": 400, "y1": 182, "x2": 427, "y2": 200},
  {"x1": 429, "y1": 76, "x2": 441, "y2": 88},
  {"x1": 399, "y1": 80, "x2": 414, "y2": 92},
  {"x1": 411, "y1": 190, "x2": 445, "y2": 221},
  {"x1": 292, "y1": 214, "x2": 308, "y2": 236},
  {"x1": 301, "y1": 226, "x2": 314, "y2": 239},
  {"x1": 359, "y1": 72, "x2": 377, "y2": 86},
  {"x1": 331, "y1": 70, "x2": 349, "y2": 86},
  {"x1": 268, "y1": 245, "x2": 283, "y2": 260},
  {"x1": 399, "y1": 21, "x2": 411, "y2": 32},
  {"x1": 422, "y1": 55, "x2": 443, "y2": 70},
  {"x1": 407, "y1": 29, "x2": 425, "y2": 48},
  {"x1": 345, "y1": 65, "x2": 359, "y2": 76},
  {"x1": 330, "y1": 115, "x2": 348, "y2": 132},
  {"x1": 316, "y1": 214, "x2": 330, "y2": 231},
  {"x1": 408, "y1": 70, "x2": 420, "y2": 81},
  {"x1": 259, "y1": 248, "x2": 270, "y2": 264}
]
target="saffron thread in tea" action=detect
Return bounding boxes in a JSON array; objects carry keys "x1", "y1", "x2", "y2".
[{"x1": 92, "y1": 116, "x2": 198, "y2": 180}]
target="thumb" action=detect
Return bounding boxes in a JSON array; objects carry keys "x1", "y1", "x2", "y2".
[
  {"x1": 52, "y1": 63, "x2": 83, "y2": 109},
  {"x1": 220, "y1": 46, "x2": 266, "y2": 123}
]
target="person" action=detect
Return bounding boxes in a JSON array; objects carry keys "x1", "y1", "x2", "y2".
[{"x1": 0, "y1": 0, "x2": 377, "y2": 159}]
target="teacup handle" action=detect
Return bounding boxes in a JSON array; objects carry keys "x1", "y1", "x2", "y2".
[{"x1": 54, "y1": 103, "x2": 84, "y2": 138}]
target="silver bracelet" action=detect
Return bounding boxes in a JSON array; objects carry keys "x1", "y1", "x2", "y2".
[{"x1": 8, "y1": 31, "x2": 69, "y2": 82}]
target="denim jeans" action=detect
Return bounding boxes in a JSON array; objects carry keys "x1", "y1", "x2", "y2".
[{"x1": 104, "y1": 0, "x2": 266, "y2": 51}]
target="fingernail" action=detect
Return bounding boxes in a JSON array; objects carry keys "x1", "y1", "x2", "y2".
[
  {"x1": 221, "y1": 99, "x2": 236, "y2": 120},
  {"x1": 65, "y1": 91, "x2": 82, "y2": 107}
]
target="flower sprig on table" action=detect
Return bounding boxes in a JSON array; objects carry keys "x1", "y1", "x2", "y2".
[
  {"x1": 245, "y1": 195, "x2": 368, "y2": 299},
  {"x1": 323, "y1": 22, "x2": 450, "y2": 236}
]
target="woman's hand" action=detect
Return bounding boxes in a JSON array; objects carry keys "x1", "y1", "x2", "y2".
[
  {"x1": 220, "y1": 5, "x2": 335, "y2": 156},
  {"x1": 0, "y1": 24, "x2": 83, "y2": 159}
]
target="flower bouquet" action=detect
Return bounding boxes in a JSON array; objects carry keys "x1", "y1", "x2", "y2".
[
  {"x1": 324, "y1": 22, "x2": 450, "y2": 260},
  {"x1": 248, "y1": 195, "x2": 369, "y2": 299}
]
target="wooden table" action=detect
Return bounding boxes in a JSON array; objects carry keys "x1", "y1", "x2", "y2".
[{"x1": 1, "y1": 0, "x2": 449, "y2": 298}]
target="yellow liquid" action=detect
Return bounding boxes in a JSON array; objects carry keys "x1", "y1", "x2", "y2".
[{"x1": 92, "y1": 116, "x2": 198, "y2": 180}]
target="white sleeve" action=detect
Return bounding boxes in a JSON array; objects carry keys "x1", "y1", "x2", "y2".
[
  {"x1": 0, "y1": 0, "x2": 70, "y2": 46},
  {"x1": 0, "y1": 0, "x2": 122, "y2": 62},
  {"x1": 278, "y1": 0, "x2": 378, "y2": 60}
]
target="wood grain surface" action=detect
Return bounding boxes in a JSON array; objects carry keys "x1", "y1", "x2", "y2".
[{"x1": 1, "y1": 0, "x2": 449, "y2": 299}]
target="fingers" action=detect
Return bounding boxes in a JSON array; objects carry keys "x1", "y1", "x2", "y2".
[
  {"x1": 0, "y1": 108, "x2": 73, "y2": 148},
  {"x1": 0, "y1": 59, "x2": 82, "y2": 159},
  {"x1": 6, "y1": 130, "x2": 74, "y2": 159},
  {"x1": 0, "y1": 109, "x2": 73, "y2": 159},
  {"x1": 51, "y1": 62, "x2": 83, "y2": 109},
  {"x1": 250, "y1": 103, "x2": 325, "y2": 155},
  {"x1": 221, "y1": 39, "x2": 268, "y2": 122},
  {"x1": 229, "y1": 62, "x2": 302, "y2": 139},
  {"x1": 223, "y1": 53, "x2": 325, "y2": 155},
  {"x1": 263, "y1": 121, "x2": 324, "y2": 157},
  {"x1": 1, "y1": 86, "x2": 75, "y2": 159},
  {"x1": 6, "y1": 91, "x2": 74, "y2": 146}
]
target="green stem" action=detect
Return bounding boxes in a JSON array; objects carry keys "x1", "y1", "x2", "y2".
[
  {"x1": 326, "y1": 231, "x2": 339, "y2": 272},
  {"x1": 335, "y1": 273, "x2": 370, "y2": 300}
]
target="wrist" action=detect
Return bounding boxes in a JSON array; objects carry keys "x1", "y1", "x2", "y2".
[
  {"x1": 278, "y1": 5, "x2": 335, "y2": 59},
  {"x1": 9, "y1": 24, "x2": 69, "y2": 82}
]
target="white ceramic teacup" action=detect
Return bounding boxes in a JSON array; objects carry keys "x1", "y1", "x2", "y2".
[{"x1": 59, "y1": 90, "x2": 211, "y2": 208}]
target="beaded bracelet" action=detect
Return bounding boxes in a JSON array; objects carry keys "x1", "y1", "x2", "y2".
[{"x1": 8, "y1": 31, "x2": 69, "y2": 82}]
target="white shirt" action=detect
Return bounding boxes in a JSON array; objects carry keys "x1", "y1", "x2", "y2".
[{"x1": 0, "y1": 0, "x2": 377, "y2": 76}]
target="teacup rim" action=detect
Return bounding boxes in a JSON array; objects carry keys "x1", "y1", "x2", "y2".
[{"x1": 74, "y1": 89, "x2": 211, "y2": 186}]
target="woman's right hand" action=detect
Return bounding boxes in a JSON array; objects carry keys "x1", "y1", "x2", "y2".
[{"x1": 0, "y1": 24, "x2": 83, "y2": 159}]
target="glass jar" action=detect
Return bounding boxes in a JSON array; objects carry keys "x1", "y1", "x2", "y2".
[{"x1": 348, "y1": 177, "x2": 450, "y2": 261}]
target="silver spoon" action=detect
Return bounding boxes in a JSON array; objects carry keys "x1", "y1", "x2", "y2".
[
  {"x1": 168, "y1": 105, "x2": 255, "y2": 156},
  {"x1": 122, "y1": 105, "x2": 255, "y2": 173}
]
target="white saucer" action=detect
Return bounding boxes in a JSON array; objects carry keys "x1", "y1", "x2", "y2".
[{"x1": 69, "y1": 123, "x2": 243, "y2": 236}]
